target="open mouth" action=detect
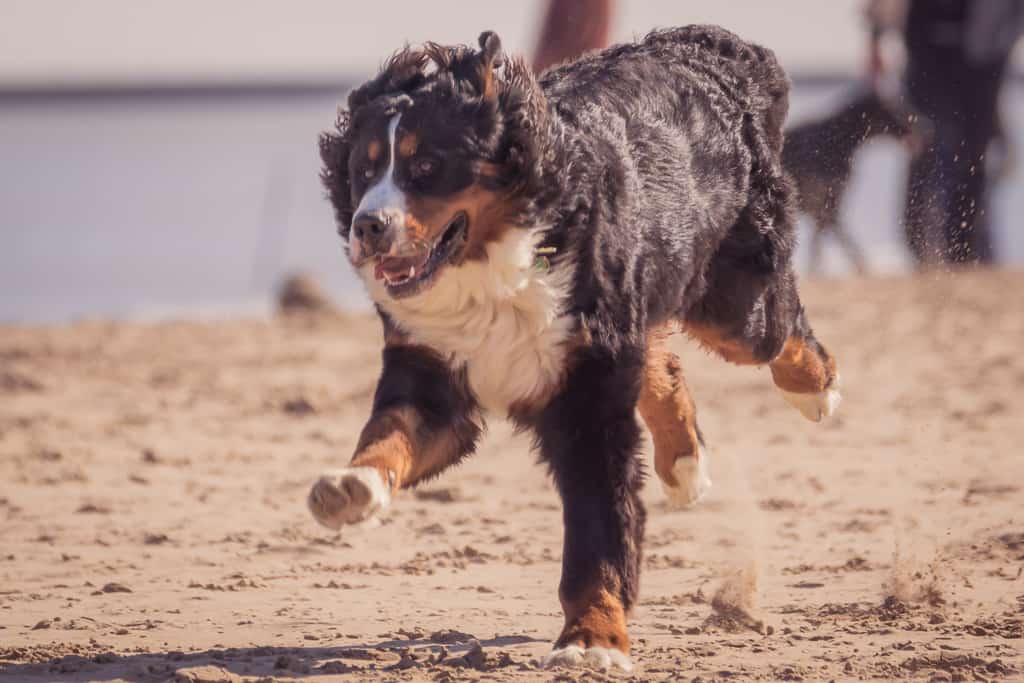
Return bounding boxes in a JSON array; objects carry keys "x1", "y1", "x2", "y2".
[{"x1": 373, "y1": 211, "x2": 468, "y2": 297}]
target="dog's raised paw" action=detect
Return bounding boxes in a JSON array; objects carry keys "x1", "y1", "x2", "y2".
[
  {"x1": 779, "y1": 375, "x2": 841, "y2": 422},
  {"x1": 661, "y1": 449, "x2": 712, "y2": 508},
  {"x1": 542, "y1": 644, "x2": 633, "y2": 672},
  {"x1": 307, "y1": 467, "x2": 390, "y2": 530}
]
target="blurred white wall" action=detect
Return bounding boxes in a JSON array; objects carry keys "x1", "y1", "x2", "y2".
[
  {"x1": 2, "y1": 1, "x2": 1022, "y2": 323},
  {"x1": 1, "y1": 0, "x2": 873, "y2": 85}
]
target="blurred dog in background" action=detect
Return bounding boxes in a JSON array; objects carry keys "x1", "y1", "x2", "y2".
[{"x1": 783, "y1": 90, "x2": 926, "y2": 274}]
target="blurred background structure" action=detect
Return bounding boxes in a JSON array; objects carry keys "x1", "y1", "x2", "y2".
[{"x1": 2, "y1": 0, "x2": 1021, "y2": 323}]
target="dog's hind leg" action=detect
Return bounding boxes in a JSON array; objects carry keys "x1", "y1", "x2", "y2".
[
  {"x1": 767, "y1": 310, "x2": 841, "y2": 422},
  {"x1": 638, "y1": 326, "x2": 710, "y2": 507},
  {"x1": 535, "y1": 343, "x2": 644, "y2": 672},
  {"x1": 828, "y1": 221, "x2": 868, "y2": 275},
  {"x1": 688, "y1": 142, "x2": 840, "y2": 422},
  {"x1": 308, "y1": 342, "x2": 482, "y2": 529},
  {"x1": 808, "y1": 220, "x2": 826, "y2": 276},
  {"x1": 685, "y1": 304, "x2": 840, "y2": 423},
  {"x1": 686, "y1": 256, "x2": 841, "y2": 424}
]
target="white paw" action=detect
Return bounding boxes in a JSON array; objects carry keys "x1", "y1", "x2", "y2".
[
  {"x1": 542, "y1": 644, "x2": 633, "y2": 672},
  {"x1": 779, "y1": 375, "x2": 841, "y2": 422},
  {"x1": 662, "y1": 448, "x2": 712, "y2": 508},
  {"x1": 307, "y1": 467, "x2": 390, "y2": 530}
]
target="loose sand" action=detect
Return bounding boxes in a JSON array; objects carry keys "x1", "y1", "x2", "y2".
[{"x1": 1, "y1": 270, "x2": 1022, "y2": 682}]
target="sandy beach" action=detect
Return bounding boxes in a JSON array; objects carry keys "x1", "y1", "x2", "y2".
[{"x1": 1, "y1": 269, "x2": 1022, "y2": 682}]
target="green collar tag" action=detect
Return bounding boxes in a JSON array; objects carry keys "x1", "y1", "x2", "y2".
[{"x1": 533, "y1": 246, "x2": 557, "y2": 272}]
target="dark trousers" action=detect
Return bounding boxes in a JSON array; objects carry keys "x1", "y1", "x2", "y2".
[{"x1": 903, "y1": 0, "x2": 1011, "y2": 265}]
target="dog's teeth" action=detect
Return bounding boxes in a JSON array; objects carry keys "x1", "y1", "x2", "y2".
[{"x1": 409, "y1": 266, "x2": 416, "y2": 278}]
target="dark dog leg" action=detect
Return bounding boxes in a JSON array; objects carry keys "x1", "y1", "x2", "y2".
[
  {"x1": 308, "y1": 342, "x2": 482, "y2": 529},
  {"x1": 536, "y1": 345, "x2": 645, "y2": 672}
]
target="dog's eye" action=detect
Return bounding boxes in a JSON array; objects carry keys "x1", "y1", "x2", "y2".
[
  {"x1": 361, "y1": 166, "x2": 375, "y2": 180},
  {"x1": 409, "y1": 157, "x2": 438, "y2": 180}
]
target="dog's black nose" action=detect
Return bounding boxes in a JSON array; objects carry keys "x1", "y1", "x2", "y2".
[{"x1": 351, "y1": 210, "x2": 397, "y2": 257}]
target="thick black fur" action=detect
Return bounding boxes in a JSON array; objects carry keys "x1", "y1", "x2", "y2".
[
  {"x1": 321, "y1": 25, "x2": 811, "y2": 645},
  {"x1": 532, "y1": 26, "x2": 798, "y2": 364},
  {"x1": 533, "y1": 344, "x2": 647, "y2": 613}
]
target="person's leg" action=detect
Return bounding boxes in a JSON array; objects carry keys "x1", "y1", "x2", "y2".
[
  {"x1": 945, "y1": 59, "x2": 1009, "y2": 264},
  {"x1": 903, "y1": 132, "x2": 949, "y2": 267},
  {"x1": 946, "y1": 135, "x2": 993, "y2": 263},
  {"x1": 903, "y1": 25, "x2": 962, "y2": 267}
]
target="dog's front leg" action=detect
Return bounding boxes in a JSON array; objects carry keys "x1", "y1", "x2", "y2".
[
  {"x1": 308, "y1": 343, "x2": 481, "y2": 529},
  {"x1": 536, "y1": 344, "x2": 645, "y2": 673}
]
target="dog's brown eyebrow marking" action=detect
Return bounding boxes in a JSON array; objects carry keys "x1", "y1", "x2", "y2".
[
  {"x1": 404, "y1": 213, "x2": 429, "y2": 240},
  {"x1": 398, "y1": 133, "x2": 418, "y2": 158},
  {"x1": 367, "y1": 140, "x2": 382, "y2": 162}
]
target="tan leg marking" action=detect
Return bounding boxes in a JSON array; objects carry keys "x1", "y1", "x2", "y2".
[
  {"x1": 687, "y1": 323, "x2": 837, "y2": 394},
  {"x1": 544, "y1": 577, "x2": 632, "y2": 671},
  {"x1": 770, "y1": 337, "x2": 841, "y2": 422},
  {"x1": 639, "y1": 329, "x2": 700, "y2": 488},
  {"x1": 558, "y1": 586, "x2": 629, "y2": 651},
  {"x1": 769, "y1": 336, "x2": 837, "y2": 394},
  {"x1": 349, "y1": 406, "x2": 471, "y2": 491},
  {"x1": 397, "y1": 131, "x2": 418, "y2": 158},
  {"x1": 684, "y1": 322, "x2": 842, "y2": 423},
  {"x1": 308, "y1": 405, "x2": 468, "y2": 529},
  {"x1": 348, "y1": 408, "x2": 416, "y2": 490},
  {"x1": 366, "y1": 140, "x2": 381, "y2": 162}
]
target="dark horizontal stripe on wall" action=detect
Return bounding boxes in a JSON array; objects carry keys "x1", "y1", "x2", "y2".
[
  {"x1": 0, "y1": 70, "x2": 1020, "y2": 105},
  {"x1": 0, "y1": 79, "x2": 355, "y2": 105}
]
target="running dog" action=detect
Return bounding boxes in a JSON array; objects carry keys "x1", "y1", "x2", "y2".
[
  {"x1": 783, "y1": 90, "x2": 922, "y2": 273},
  {"x1": 310, "y1": 26, "x2": 841, "y2": 672}
]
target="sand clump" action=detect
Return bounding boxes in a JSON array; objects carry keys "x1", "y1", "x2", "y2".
[
  {"x1": 707, "y1": 562, "x2": 773, "y2": 635},
  {"x1": 885, "y1": 543, "x2": 948, "y2": 609}
]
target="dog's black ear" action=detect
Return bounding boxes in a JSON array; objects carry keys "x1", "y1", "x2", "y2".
[
  {"x1": 490, "y1": 55, "x2": 553, "y2": 198},
  {"x1": 319, "y1": 109, "x2": 355, "y2": 238},
  {"x1": 477, "y1": 30, "x2": 504, "y2": 99}
]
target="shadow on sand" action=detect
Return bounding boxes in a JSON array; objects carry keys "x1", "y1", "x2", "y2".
[{"x1": 0, "y1": 633, "x2": 545, "y2": 681}]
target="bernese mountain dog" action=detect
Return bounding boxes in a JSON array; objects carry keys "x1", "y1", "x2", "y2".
[{"x1": 309, "y1": 26, "x2": 841, "y2": 672}]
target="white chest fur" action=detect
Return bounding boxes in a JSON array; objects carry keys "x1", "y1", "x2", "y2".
[{"x1": 363, "y1": 229, "x2": 574, "y2": 414}]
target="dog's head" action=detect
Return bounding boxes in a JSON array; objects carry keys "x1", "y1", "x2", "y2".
[{"x1": 320, "y1": 31, "x2": 548, "y2": 299}]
